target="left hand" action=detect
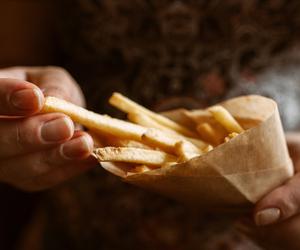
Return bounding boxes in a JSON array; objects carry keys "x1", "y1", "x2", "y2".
[
  {"x1": 236, "y1": 132, "x2": 300, "y2": 250},
  {"x1": 0, "y1": 66, "x2": 95, "y2": 191}
]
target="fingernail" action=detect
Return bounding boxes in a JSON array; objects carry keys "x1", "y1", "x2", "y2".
[
  {"x1": 255, "y1": 208, "x2": 281, "y2": 226},
  {"x1": 10, "y1": 88, "x2": 43, "y2": 110},
  {"x1": 61, "y1": 135, "x2": 93, "y2": 159},
  {"x1": 41, "y1": 117, "x2": 74, "y2": 142}
]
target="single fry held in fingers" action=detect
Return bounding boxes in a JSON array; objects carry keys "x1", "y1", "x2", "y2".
[{"x1": 42, "y1": 96, "x2": 146, "y2": 141}]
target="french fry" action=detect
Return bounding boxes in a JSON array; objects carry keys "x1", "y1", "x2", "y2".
[
  {"x1": 184, "y1": 109, "x2": 213, "y2": 124},
  {"x1": 185, "y1": 109, "x2": 261, "y2": 130},
  {"x1": 109, "y1": 92, "x2": 197, "y2": 137},
  {"x1": 141, "y1": 128, "x2": 202, "y2": 157},
  {"x1": 42, "y1": 96, "x2": 147, "y2": 141},
  {"x1": 203, "y1": 144, "x2": 214, "y2": 153},
  {"x1": 141, "y1": 129, "x2": 179, "y2": 153},
  {"x1": 94, "y1": 147, "x2": 178, "y2": 166},
  {"x1": 224, "y1": 132, "x2": 239, "y2": 142},
  {"x1": 196, "y1": 123, "x2": 227, "y2": 146},
  {"x1": 175, "y1": 141, "x2": 202, "y2": 161},
  {"x1": 208, "y1": 105, "x2": 244, "y2": 134},
  {"x1": 128, "y1": 112, "x2": 208, "y2": 149},
  {"x1": 127, "y1": 165, "x2": 154, "y2": 174},
  {"x1": 99, "y1": 134, "x2": 152, "y2": 149},
  {"x1": 128, "y1": 112, "x2": 177, "y2": 134},
  {"x1": 185, "y1": 137, "x2": 208, "y2": 149}
]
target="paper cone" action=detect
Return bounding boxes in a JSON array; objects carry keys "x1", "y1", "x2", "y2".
[{"x1": 100, "y1": 95, "x2": 294, "y2": 209}]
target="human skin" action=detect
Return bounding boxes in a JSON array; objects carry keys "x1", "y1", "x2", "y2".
[
  {"x1": 0, "y1": 67, "x2": 95, "y2": 191},
  {"x1": 236, "y1": 133, "x2": 300, "y2": 250},
  {"x1": 2, "y1": 1, "x2": 300, "y2": 249}
]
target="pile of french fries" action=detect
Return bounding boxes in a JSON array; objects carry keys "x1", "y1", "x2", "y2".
[{"x1": 41, "y1": 93, "x2": 246, "y2": 175}]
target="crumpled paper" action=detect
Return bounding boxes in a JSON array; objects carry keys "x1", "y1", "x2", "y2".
[{"x1": 98, "y1": 95, "x2": 294, "y2": 210}]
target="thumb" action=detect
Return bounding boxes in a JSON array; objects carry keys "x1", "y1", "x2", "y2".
[{"x1": 254, "y1": 173, "x2": 300, "y2": 226}]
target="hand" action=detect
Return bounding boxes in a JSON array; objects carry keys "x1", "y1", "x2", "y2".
[
  {"x1": 236, "y1": 132, "x2": 300, "y2": 250},
  {"x1": 0, "y1": 66, "x2": 95, "y2": 191}
]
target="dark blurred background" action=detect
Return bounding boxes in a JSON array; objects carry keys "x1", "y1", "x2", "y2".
[{"x1": 0, "y1": 1, "x2": 56, "y2": 249}]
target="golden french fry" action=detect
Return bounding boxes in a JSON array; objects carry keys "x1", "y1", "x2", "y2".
[
  {"x1": 141, "y1": 128, "x2": 202, "y2": 157},
  {"x1": 100, "y1": 134, "x2": 152, "y2": 149},
  {"x1": 224, "y1": 132, "x2": 239, "y2": 142},
  {"x1": 196, "y1": 122, "x2": 227, "y2": 146},
  {"x1": 94, "y1": 147, "x2": 178, "y2": 166},
  {"x1": 141, "y1": 128, "x2": 178, "y2": 153},
  {"x1": 128, "y1": 112, "x2": 208, "y2": 149},
  {"x1": 185, "y1": 137, "x2": 208, "y2": 149},
  {"x1": 184, "y1": 109, "x2": 213, "y2": 124},
  {"x1": 174, "y1": 141, "x2": 202, "y2": 161},
  {"x1": 128, "y1": 165, "x2": 154, "y2": 174},
  {"x1": 42, "y1": 96, "x2": 147, "y2": 141},
  {"x1": 185, "y1": 109, "x2": 261, "y2": 131},
  {"x1": 109, "y1": 92, "x2": 197, "y2": 137},
  {"x1": 203, "y1": 144, "x2": 214, "y2": 153},
  {"x1": 208, "y1": 105, "x2": 244, "y2": 134},
  {"x1": 128, "y1": 112, "x2": 177, "y2": 134}
]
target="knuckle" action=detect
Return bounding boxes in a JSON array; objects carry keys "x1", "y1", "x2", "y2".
[
  {"x1": 44, "y1": 66, "x2": 70, "y2": 77},
  {"x1": 14, "y1": 121, "x2": 26, "y2": 152},
  {"x1": 276, "y1": 186, "x2": 298, "y2": 217},
  {"x1": 15, "y1": 118, "x2": 41, "y2": 149}
]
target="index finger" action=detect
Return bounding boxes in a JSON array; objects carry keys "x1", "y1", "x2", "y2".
[{"x1": 0, "y1": 78, "x2": 44, "y2": 116}]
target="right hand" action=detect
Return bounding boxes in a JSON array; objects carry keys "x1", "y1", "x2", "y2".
[{"x1": 0, "y1": 67, "x2": 95, "y2": 191}]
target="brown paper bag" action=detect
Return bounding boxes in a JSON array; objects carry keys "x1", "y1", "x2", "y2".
[{"x1": 99, "y1": 95, "x2": 294, "y2": 210}]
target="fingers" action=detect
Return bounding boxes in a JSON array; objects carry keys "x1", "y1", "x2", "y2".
[
  {"x1": 19, "y1": 157, "x2": 96, "y2": 192},
  {"x1": 0, "y1": 78, "x2": 44, "y2": 116},
  {"x1": 286, "y1": 132, "x2": 300, "y2": 171},
  {"x1": 0, "y1": 113, "x2": 74, "y2": 158},
  {"x1": 0, "y1": 67, "x2": 27, "y2": 79},
  {"x1": 26, "y1": 66, "x2": 86, "y2": 107},
  {"x1": 254, "y1": 172, "x2": 300, "y2": 226},
  {"x1": 0, "y1": 131, "x2": 94, "y2": 188}
]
